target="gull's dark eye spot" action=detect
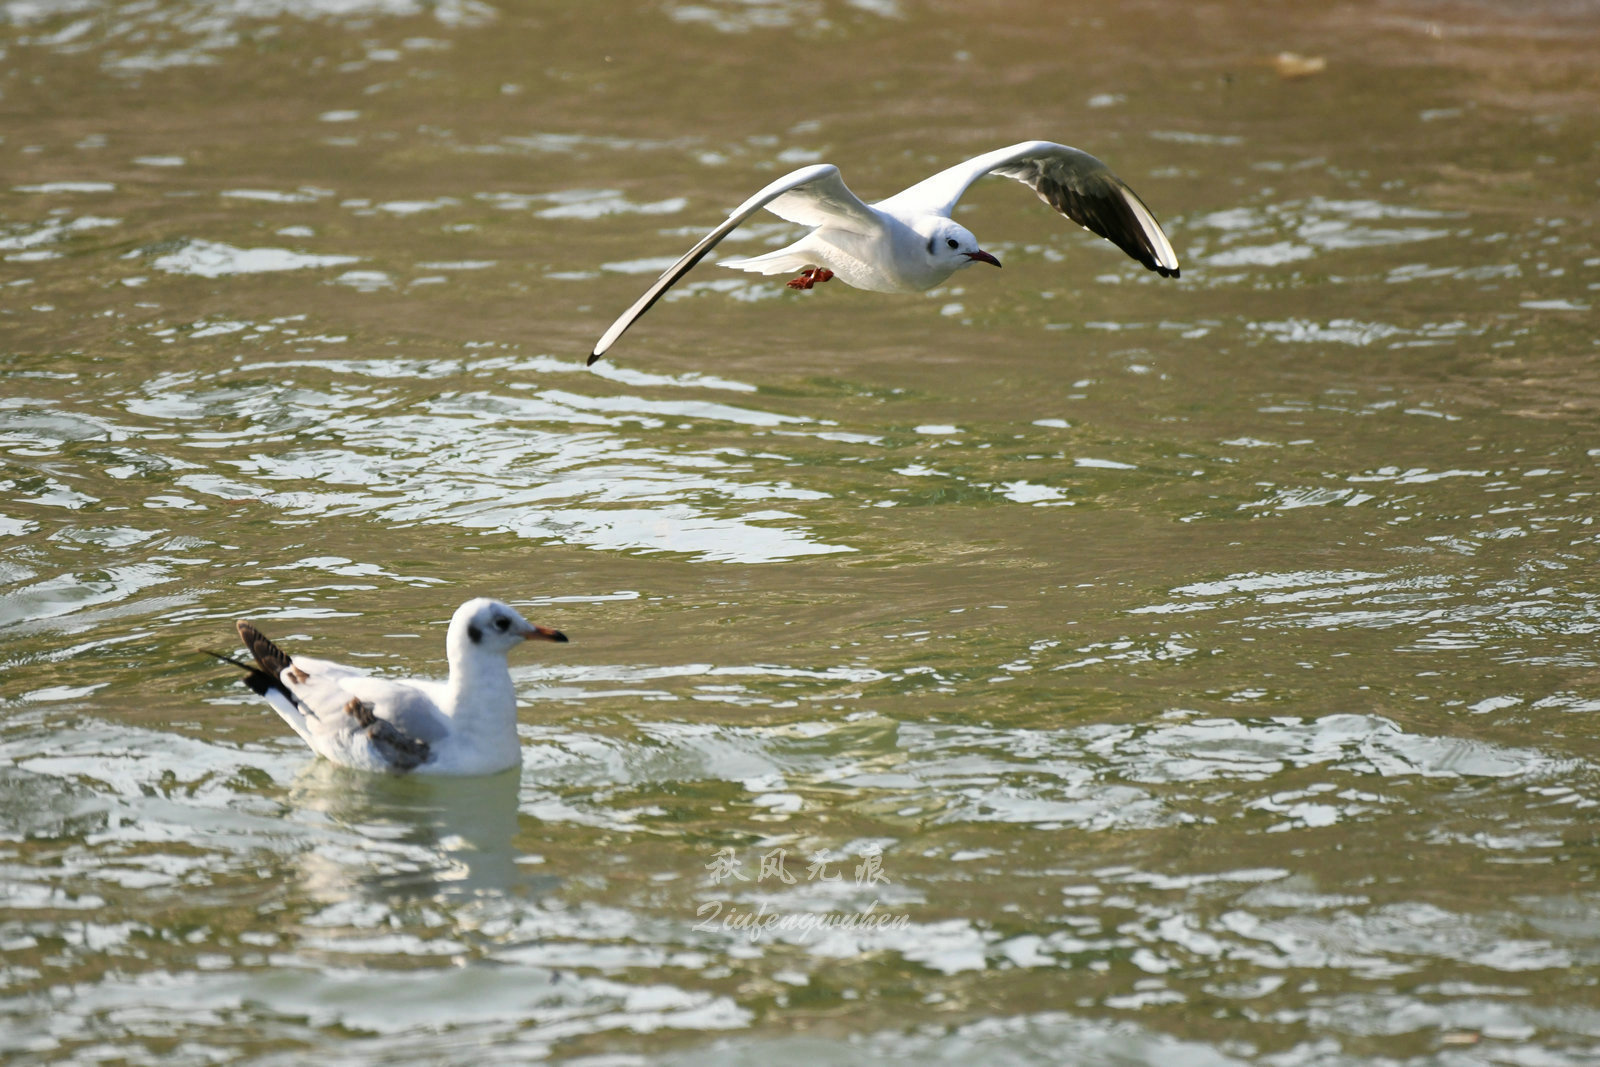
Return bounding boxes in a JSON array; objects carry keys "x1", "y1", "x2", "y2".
[
  {"x1": 946, "y1": 238, "x2": 959, "y2": 249},
  {"x1": 494, "y1": 616, "x2": 510, "y2": 632}
]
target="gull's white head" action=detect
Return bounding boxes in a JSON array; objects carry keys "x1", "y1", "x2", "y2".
[
  {"x1": 448, "y1": 597, "x2": 568, "y2": 661},
  {"x1": 921, "y1": 218, "x2": 1002, "y2": 277}
]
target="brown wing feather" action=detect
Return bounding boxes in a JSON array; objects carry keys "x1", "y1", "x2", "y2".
[{"x1": 343, "y1": 697, "x2": 430, "y2": 772}]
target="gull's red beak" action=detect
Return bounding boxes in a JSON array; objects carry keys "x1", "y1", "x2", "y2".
[
  {"x1": 520, "y1": 623, "x2": 568, "y2": 643},
  {"x1": 964, "y1": 250, "x2": 1001, "y2": 268}
]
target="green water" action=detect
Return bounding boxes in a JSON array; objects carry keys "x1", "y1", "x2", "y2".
[{"x1": 3, "y1": 0, "x2": 1598, "y2": 1062}]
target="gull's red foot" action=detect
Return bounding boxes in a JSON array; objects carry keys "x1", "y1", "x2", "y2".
[{"x1": 786, "y1": 268, "x2": 834, "y2": 290}]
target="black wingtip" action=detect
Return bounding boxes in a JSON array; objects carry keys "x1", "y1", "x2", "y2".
[
  {"x1": 587, "y1": 352, "x2": 603, "y2": 366},
  {"x1": 1140, "y1": 257, "x2": 1179, "y2": 279},
  {"x1": 205, "y1": 649, "x2": 282, "y2": 699}
]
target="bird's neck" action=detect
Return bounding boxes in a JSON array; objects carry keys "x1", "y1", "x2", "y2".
[
  {"x1": 444, "y1": 651, "x2": 519, "y2": 738},
  {"x1": 893, "y1": 216, "x2": 961, "y2": 290}
]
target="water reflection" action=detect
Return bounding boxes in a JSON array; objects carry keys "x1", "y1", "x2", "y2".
[{"x1": 285, "y1": 761, "x2": 533, "y2": 901}]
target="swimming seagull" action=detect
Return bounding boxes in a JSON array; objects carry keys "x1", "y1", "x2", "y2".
[
  {"x1": 589, "y1": 140, "x2": 1180, "y2": 364},
  {"x1": 213, "y1": 598, "x2": 567, "y2": 775}
]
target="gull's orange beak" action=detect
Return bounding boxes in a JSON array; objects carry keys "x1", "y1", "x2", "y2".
[
  {"x1": 964, "y1": 250, "x2": 1001, "y2": 268},
  {"x1": 520, "y1": 623, "x2": 568, "y2": 643}
]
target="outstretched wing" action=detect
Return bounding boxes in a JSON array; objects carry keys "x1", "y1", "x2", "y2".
[
  {"x1": 876, "y1": 140, "x2": 1180, "y2": 278},
  {"x1": 589, "y1": 164, "x2": 880, "y2": 363}
]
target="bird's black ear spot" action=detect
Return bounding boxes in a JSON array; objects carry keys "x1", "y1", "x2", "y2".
[
  {"x1": 926, "y1": 235, "x2": 937, "y2": 255},
  {"x1": 467, "y1": 623, "x2": 483, "y2": 644}
]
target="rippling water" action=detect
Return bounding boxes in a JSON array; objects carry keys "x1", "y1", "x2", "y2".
[{"x1": 4, "y1": 0, "x2": 1600, "y2": 1063}]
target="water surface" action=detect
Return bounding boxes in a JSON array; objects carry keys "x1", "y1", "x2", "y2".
[{"x1": 3, "y1": 0, "x2": 1600, "y2": 1063}]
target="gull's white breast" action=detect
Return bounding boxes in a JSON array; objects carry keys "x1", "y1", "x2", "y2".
[{"x1": 810, "y1": 221, "x2": 954, "y2": 293}]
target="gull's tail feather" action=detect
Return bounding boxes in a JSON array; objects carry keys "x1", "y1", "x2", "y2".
[
  {"x1": 204, "y1": 649, "x2": 278, "y2": 699},
  {"x1": 236, "y1": 620, "x2": 292, "y2": 679},
  {"x1": 214, "y1": 624, "x2": 318, "y2": 745},
  {"x1": 719, "y1": 248, "x2": 820, "y2": 277}
]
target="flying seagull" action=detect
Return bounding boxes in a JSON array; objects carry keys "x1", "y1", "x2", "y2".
[
  {"x1": 589, "y1": 140, "x2": 1180, "y2": 364},
  {"x1": 213, "y1": 598, "x2": 567, "y2": 775}
]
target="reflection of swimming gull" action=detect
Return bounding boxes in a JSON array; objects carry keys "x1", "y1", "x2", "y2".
[
  {"x1": 287, "y1": 760, "x2": 532, "y2": 900},
  {"x1": 214, "y1": 598, "x2": 567, "y2": 775},
  {"x1": 589, "y1": 140, "x2": 1181, "y2": 363}
]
